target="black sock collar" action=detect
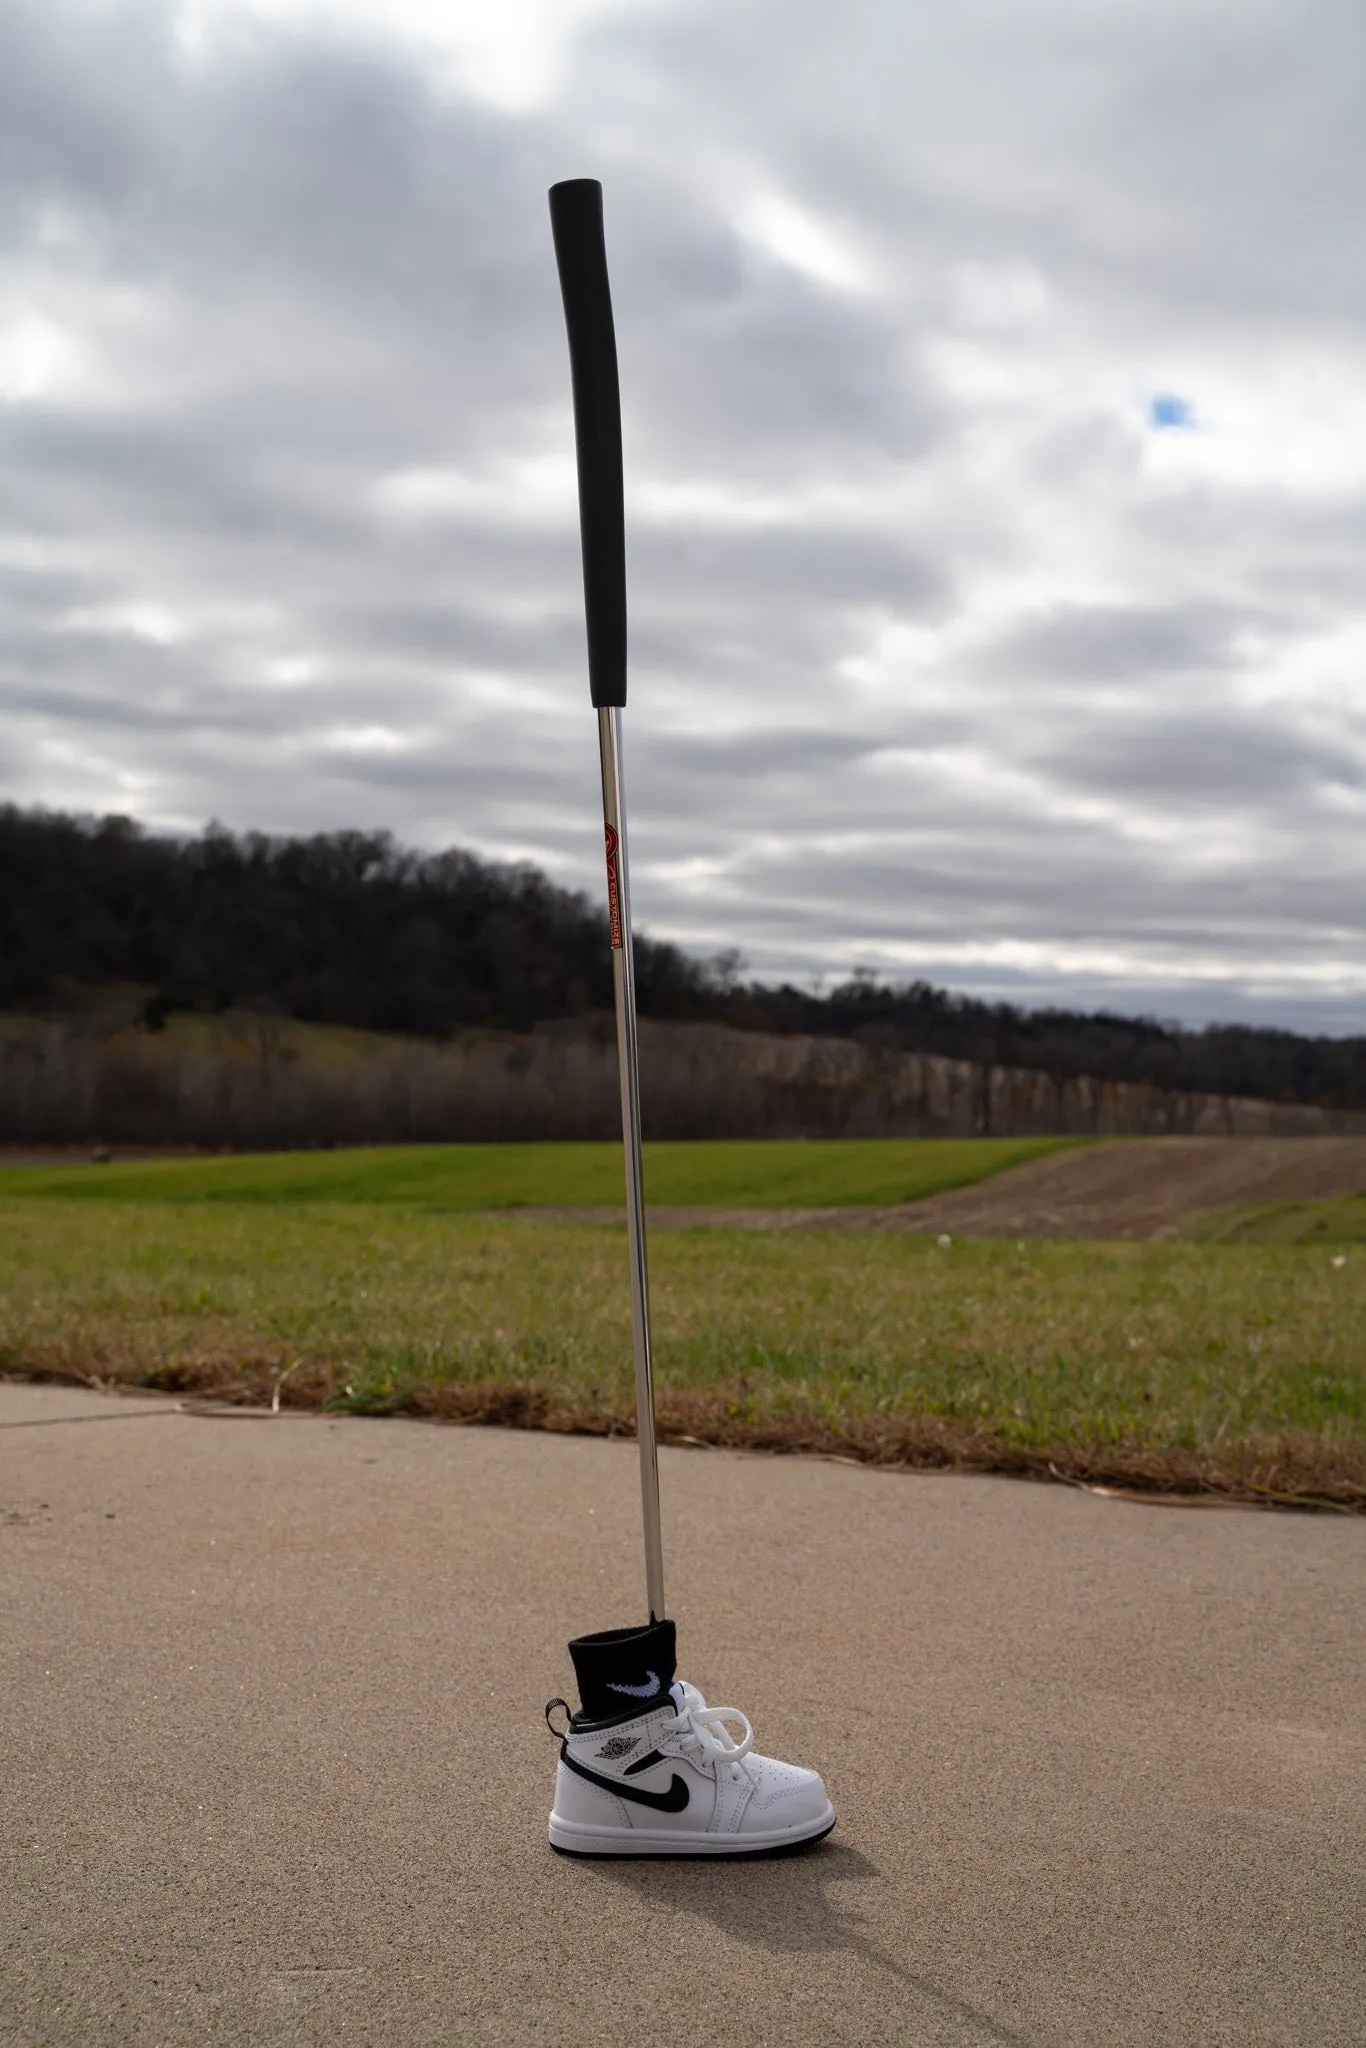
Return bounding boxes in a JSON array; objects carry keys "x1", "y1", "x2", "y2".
[{"x1": 568, "y1": 1618, "x2": 676, "y2": 1722}]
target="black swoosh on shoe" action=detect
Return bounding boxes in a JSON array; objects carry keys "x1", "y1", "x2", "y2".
[{"x1": 561, "y1": 1747, "x2": 691, "y2": 1813}]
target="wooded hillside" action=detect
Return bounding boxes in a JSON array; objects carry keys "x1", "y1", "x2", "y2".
[{"x1": 3, "y1": 805, "x2": 1362, "y2": 1111}]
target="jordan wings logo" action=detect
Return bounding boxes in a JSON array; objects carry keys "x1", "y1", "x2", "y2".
[
  {"x1": 561, "y1": 1747, "x2": 690, "y2": 1813},
  {"x1": 595, "y1": 1734, "x2": 640, "y2": 1760},
  {"x1": 606, "y1": 1671, "x2": 660, "y2": 1699}
]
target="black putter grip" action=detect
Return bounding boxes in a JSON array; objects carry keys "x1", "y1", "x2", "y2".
[{"x1": 550, "y1": 179, "x2": 626, "y2": 709}]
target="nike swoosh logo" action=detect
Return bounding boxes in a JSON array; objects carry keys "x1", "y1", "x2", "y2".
[
  {"x1": 561, "y1": 1747, "x2": 690, "y2": 1813},
  {"x1": 605, "y1": 1671, "x2": 661, "y2": 1699}
]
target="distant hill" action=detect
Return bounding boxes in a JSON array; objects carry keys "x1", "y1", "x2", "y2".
[
  {"x1": 0, "y1": 805, "x2": 709, "y2": 1035},
  {"x1": 719, "y1": 974, "x2": 1366, "y2": 1114},
  {"x1": 3, "y1": 1010, "x2": 1362, "y2": 1150},
  {"x1": 2, "y1": 804, "x2": 1363, "y2": 1112}
]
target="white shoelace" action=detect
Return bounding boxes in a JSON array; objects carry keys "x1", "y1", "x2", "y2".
[{"x1": 664, "y1": 1681, "x2": 754, "y2": 1765}]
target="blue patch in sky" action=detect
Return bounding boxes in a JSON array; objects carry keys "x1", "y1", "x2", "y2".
[{"x1": 1150, "y1": 393, "x2": 1194, "y2": 429}]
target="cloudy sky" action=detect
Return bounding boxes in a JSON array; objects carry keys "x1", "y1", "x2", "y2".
[{"x1": 2, "y1": 0, "x2": 1365, "y2": 1028}]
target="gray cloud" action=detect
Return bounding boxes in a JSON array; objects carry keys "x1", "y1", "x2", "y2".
[
  {"x1": 0, "y1": 0, "x2": 1364, "y2": 1027},
  {"x1": 991, "y1": 603, "x2": 1258, "y2": 683}
]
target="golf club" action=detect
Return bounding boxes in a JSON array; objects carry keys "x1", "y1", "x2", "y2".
[
  {"x1": 549, "y1": 177, "x2": 665, "y2": 1624},
  {"x1": 544, "y1": 179, "x2": 834, "y2": 1857}
]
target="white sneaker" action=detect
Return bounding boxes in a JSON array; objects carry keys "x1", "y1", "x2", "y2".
[{"x1": 547, "y1": 1679, "x2": 836, "y2": 1858}]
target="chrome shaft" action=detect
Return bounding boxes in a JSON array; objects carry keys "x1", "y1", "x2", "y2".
[{"x1": 596, "y1": 705, "x2": 665, "y2": 1622}]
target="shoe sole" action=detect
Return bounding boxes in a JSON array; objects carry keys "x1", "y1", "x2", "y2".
[{"x1": 548, "y1": 1803, "x2": 836, "y2": 1859}]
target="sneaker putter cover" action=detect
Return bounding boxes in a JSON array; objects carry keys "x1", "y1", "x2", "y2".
[{"x1": 547, "y1": 1620, "x2": 836, "y2": 1857}]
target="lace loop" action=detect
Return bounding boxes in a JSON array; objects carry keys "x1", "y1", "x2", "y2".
[{"x1": 665, "y1": 1681, "x2": 754, "y2": 1765}]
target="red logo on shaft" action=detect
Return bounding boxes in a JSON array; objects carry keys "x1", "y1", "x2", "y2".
[{"x1": 604, "y1": 823, "x2": 623, "y2": 949}]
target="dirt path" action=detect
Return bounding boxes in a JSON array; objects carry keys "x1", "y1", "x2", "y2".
[{"x1": 513, "y1": 1136, "x2": 1366, "y2": 1240}]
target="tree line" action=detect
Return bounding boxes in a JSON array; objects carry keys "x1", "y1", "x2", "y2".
[{"x1": 2, "y1": 804, "x2": 1362, "y2": 1109}]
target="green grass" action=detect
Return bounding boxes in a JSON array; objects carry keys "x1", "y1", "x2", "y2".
[
  {"x1": 2, "y1": 1197, "x2": 1361, "y2": 1506},
  {"x1": 1192, "y1": 1194, "x2": 1366, "y2": 1245},
  {"x1": 0, "y1": 1136, "x2": 1081, "y2": 1211}
]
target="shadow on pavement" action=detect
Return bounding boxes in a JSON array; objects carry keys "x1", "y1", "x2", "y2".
[{"x1": 577, "y1": 1841, "x2": 1028, "y2": 2046}]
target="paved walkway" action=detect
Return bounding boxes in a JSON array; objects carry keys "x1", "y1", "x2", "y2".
[{"x1": 2, "y1": 1380, "x2": 1363, "y2": 2045}]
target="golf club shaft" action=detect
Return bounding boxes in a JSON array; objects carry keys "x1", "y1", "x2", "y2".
[
  {"x1": 549, "y1": 176, "x2": 666, "y2": 1622},
  {"x1": 597, "y1": 707, "x2": 665, "y2": 1623}
]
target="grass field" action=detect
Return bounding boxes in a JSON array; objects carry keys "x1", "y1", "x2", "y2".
[
  {"x1": 1, "y1": 1189, "x2": 1361, "y2": 1507},
  {"x1": 0, "y1": 1136, "x2": 1080, "y2": 1211},
  {"x1": 1193, "y1": 1194, "x2": 1366, "y2": 1244}
]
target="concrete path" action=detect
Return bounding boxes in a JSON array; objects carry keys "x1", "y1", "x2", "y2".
[{"x1": 2, "y1": 1380, "x2": 1363, "y2": 2046}]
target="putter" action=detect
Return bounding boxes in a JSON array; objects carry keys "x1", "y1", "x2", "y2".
[
  {"x1": 549, "y1": 178, "x2": 665, "y2": 1624},
  {"x1": 544, "y1": 181, "x2": 835, "y2": 1852}
]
